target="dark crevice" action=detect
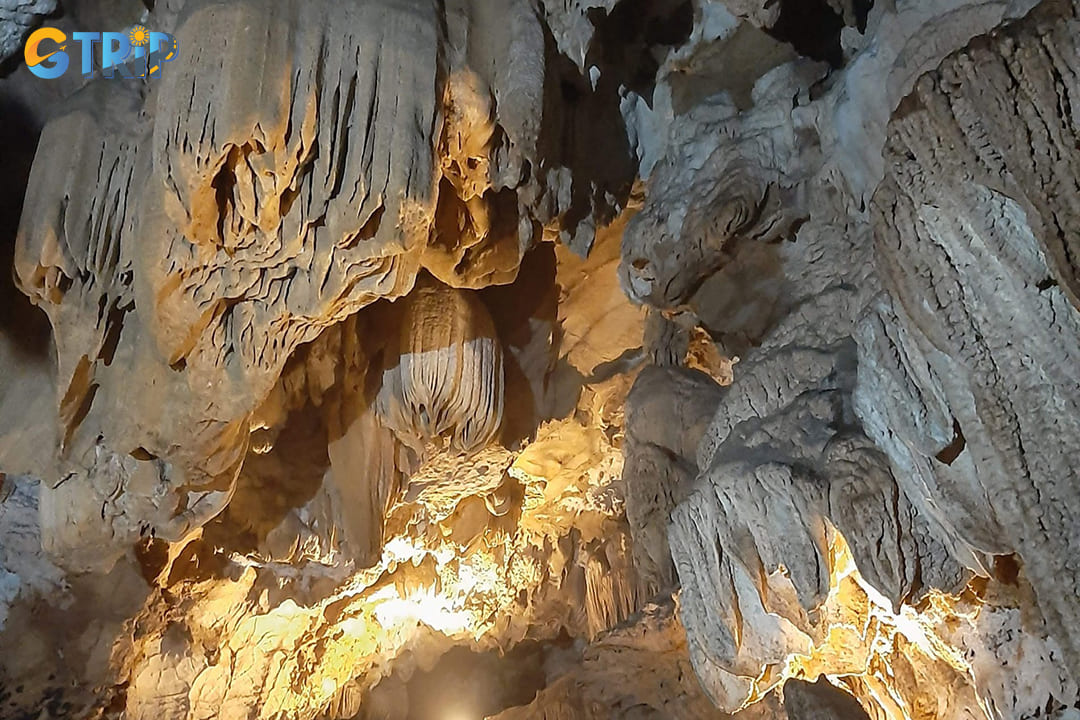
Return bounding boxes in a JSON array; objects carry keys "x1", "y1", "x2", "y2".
[
  {"x1": 854, "y1": 0, "x2": 874, "y2": 33},
  {"x1": 993, "y1": 554, "x2": 1021, "y2": 585},
  {"x1": 202, "y1": 402, "x2": 330, "y2": 558},
  {"x1": 98, "y1": 302, "x2": 128, "y2": 366},
  {"x1": 585, "y1": 0, "x2": 693, "y2": 101},
  {"x1": 0, "y1": 93, "x2": 52, "y2": 362},
  {"x1": 935, "y1": 418, "x2": 967, "y2": 465},
  {"x1": 130, "y1": 446, "x2": 155, "y2": 461},
  {"x1": 766, "y1": 0, "x2": 846, "y2": 68},
  {"x1": 211, "y1": 147, "x2": 239, "y2": 245},
  {"x1": 535, "y1": 2, "x2": 669, "y2": 251}
]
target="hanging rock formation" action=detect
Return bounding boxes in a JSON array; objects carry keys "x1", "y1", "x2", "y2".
[
  {"x1": 621, "y1": 0, "x2": 1080, "y2": 716},
  {"x1": 1, "y1": 0, "x2": 1079, "y2": 718}
]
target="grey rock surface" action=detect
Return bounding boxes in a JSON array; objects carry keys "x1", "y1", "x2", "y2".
[{"x1": 0, "y1": 0, "x2": 56, "y2": 65}]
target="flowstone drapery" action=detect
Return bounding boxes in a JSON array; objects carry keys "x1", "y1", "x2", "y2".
[{"x1": 1, "y1": 0, "x2": 1079, "y2": 718}]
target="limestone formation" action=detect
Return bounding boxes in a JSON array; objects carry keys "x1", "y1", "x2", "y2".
[
  {"x1": 1, "y1": 0, "x2": 1079, "y2": 718},
  {"x1": 620, "y1": 0, "x2": 1080, "y2": 716}
]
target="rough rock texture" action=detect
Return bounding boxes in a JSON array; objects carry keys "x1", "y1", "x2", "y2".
[
  {"x1": 2, "y1": 0, "x2": 1080, "y2": 718},
  {"x1": 9, "y1": 0, "x2": 631, "y2": 573},
  {"x1": 490, "y1": 600, "x2": 784, "y2": 720},
  {"x1": 864, "y1": 19, "x2": 1080, "y2": 661},
  {"x1": 782, "y1": 679, "x2": 869, "y2": 720},
  {"x1": 0, "y1": 0, "x2": 56, "y2": 64},
  {"x1": 623, "y1": 364, "x2": 725, "y2": 595},
  {"x1": 618, "y1": 0, "x2": 1080, "y2": 717}
]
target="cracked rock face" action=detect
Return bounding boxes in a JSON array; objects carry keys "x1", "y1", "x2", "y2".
[{"x1": 1, "y1": 0, "x2": 1080, "y2": 718}]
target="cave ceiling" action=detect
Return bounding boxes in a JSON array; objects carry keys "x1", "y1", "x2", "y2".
[{"x1": 0, "y1": 0, "x2": 1079, "y2": 718}]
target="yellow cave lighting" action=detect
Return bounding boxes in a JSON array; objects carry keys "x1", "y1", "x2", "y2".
[{"x1": 368, "y1": 585, "x2": 472, "y2": 635}]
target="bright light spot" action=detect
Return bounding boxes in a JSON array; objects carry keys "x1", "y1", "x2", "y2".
[
  {"x1": 761, "y1": 527, "x2": 986, "y2": 718},
  {"x1": 369, "y1": 586, "x2": 471, "y2": 635}
]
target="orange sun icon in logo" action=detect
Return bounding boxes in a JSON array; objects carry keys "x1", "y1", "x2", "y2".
[{"x1": 128, "y1": 25, "x2": 150, "y2": 47}]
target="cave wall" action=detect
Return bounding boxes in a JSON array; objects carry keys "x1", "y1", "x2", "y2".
[
  {"x1": 0, "y1": 0, "x2": 1078, "y2": 718},
  {"x1": 621, "y1": 0, "x2": 1080, "y2": 716}
]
